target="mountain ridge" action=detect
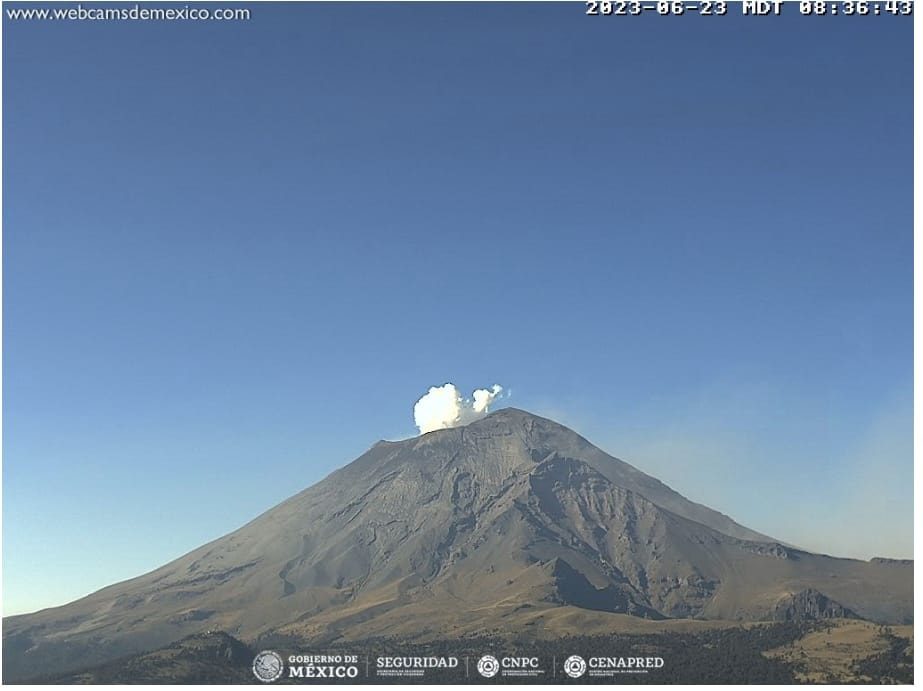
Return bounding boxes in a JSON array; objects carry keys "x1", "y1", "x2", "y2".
[{"x1": 3, "y1": 407, "x2": 912, "y2": 682}]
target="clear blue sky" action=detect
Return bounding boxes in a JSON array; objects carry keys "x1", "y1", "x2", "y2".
[{"x1": 3, "y1": 3, "x2": 912, "y2": 615}]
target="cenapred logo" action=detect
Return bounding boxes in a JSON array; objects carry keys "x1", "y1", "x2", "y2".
[
  {"x1": 252, "y1": 650, "x2": 284, "y2": 683},
  {"x1": 563, "y1": 654, "x2": 587, "y2": 678},
  {"x1": 477, "y1": 654, "x2": 500, "y2": 678}
]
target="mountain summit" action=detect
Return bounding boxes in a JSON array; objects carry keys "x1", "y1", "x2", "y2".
[{"x1": 3, "y1": 408, "x2": 912, "y2": 682}]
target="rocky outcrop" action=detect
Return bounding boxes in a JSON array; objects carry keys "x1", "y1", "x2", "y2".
[
  {"x1": 771, "y1": 588, "x2": 860, "y2": 621},
  {"x1": 870, "y1": 557, "x2": 913, "y2": 566}
]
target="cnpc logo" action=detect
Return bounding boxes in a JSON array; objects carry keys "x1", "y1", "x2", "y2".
[{"x1": 477, "y1": 654, "x2": 542, "y2": 678}]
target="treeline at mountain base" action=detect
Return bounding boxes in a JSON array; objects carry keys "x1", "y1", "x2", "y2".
[{"x1": 28, "y1": 619, "x2": 912, "y2": 684}]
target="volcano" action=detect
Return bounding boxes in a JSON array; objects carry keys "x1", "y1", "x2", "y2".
[{"x1": 2, "y1": 408, "x2": 912, "y2": 682}]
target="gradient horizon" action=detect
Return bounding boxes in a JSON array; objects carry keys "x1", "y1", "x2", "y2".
[{"x1": 3, "y1": 3, "x2": 912, "y2": 615}]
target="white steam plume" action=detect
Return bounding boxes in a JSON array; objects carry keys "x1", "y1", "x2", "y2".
[{"x1": 414, "y1": 383, "x2": 504, "y2": 435}]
